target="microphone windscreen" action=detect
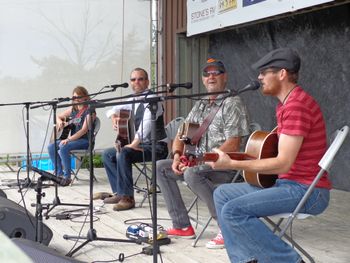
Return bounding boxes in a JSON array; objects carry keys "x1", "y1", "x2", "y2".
[{"x1": 250, "y1": 80, "x2": 260, "y2": 90}]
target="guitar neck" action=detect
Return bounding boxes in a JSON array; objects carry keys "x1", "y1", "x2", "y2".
[{"x1": 204, "y1": 152, "x2": 254, "y2": 162}]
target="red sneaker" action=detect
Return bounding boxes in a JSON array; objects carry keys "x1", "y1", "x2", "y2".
[
  {"x1": 166, "y1": 226, "x2": 196, "y2": 239},
  {"x1": 206, "y1": 231, "x2": 225, "y2": 249}
]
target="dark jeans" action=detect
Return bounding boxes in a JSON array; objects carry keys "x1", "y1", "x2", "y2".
[{"x1": 102, "y1": 142, "x2": 168, "y2": 196}]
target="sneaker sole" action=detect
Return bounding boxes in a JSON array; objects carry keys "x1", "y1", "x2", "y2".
[{"x1": 206, "y1": 244, "x2": 225, "y2": 249}]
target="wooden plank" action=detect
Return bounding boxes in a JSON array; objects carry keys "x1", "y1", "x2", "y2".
[{"x1": 1, "y1": 166, "x2": 350, "y2": 263}]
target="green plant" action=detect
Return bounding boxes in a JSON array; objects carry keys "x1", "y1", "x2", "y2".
[{"x1": 81, "y1": 154, "x2": 104, "y2": 168}]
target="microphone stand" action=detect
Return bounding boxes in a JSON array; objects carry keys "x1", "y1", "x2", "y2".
[
  {"x1": 31, "y1": 100, "x2": 90, "y2": 218},
  {"x1": 63, "y1": 102, "x2": 138, "y2": 257},
  {"x1": 35, "y1": 176, "x2": 45, "y2": 243},
  {"x1": 0, "y1": 101, "x2": 40, "y2": 189}
]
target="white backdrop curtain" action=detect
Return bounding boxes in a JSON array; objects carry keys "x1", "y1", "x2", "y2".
[{"x1": 0, "y1": 0, "x2": 151, "y2": 155}]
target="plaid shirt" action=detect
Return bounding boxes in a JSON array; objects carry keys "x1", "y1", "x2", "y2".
[{"x1": 185, "y1": 93, "x2": 250, "y2": 153}]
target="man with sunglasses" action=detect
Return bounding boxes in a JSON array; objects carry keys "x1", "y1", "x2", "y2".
[
  {"x1": 211, "y1": 48, "x2": 330, "y2": 263},
  {"x1": 157, "y1": 59, "x2": 250, "y2": 249},
  {"x1": 98, "y1": 68, "x2": 168, "y2": 211}
]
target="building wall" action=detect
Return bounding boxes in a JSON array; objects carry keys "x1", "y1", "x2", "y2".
[
  {"x1": 207, "y1": 4, "x2": 350, "y2": 190},
  {"x1": 160, "y1": 0, "x2": 187, "y2": 123}
]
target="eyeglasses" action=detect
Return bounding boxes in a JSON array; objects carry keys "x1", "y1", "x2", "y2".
[
  {"x1": 130, "y1": 77, "x2": 146, "y2": 82},
  {"x1": 202, "y1": 70, "x2": 224, "y2": 77},
  {"x1": 259, "y1": 69, "x2": 280, "y2": 76}
]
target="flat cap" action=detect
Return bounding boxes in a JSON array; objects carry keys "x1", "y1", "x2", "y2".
[
  {"x1": 203, "y1": 58, "x2": 226, "y2": 73},
  {"x1": 252, "y1": 48, "x2": 301, "y2": 72}
]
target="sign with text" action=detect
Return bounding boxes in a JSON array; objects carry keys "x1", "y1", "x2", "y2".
[{"x1": 187, "y1": 0, "x2": 334, "y2": 36}]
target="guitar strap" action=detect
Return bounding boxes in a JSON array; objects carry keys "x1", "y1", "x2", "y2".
[{"x1": 190, "y1": 99, "x2": 224, "y2": 146}]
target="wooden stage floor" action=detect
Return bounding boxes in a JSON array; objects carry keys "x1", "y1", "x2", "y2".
[{"x1": 0, "y1": 166, "x2": 349, "y2": 263}]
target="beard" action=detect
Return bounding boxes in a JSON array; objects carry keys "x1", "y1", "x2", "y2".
[{"x1": 261, "y1": 82, "x2": 280, "y2": 96}]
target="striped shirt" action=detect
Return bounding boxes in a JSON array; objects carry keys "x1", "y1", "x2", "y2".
[{"x1": 276, "y1": 86, "x2": 331, "y2": 189}]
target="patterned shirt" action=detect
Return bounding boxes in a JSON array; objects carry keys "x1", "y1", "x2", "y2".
[{"x1": 185, "y1": 93, "x2": 250, "y2": 153}]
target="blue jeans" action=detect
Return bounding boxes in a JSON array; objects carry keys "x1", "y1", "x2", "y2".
[
  {"x1": 102, "y1": 142, "x2": 168, "y2": 197},
  {"x1": 214, "y1": 179, "x2": 330, "y2": 263},
  {"x1": 48, "y1": 138, "x2": 89, "y2": 178}
]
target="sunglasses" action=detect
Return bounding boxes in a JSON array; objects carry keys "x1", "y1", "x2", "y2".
[
  {"x1": 202, "y1": 70, "x2": 224, "y2": 77},
  {"x1": 130, "y1": 77, "x2": 146, "y2": 82}
]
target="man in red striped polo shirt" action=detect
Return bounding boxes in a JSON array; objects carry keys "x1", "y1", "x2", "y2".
[{"x1": 210, "y1": 48, "x2": 331, "y2": 263}]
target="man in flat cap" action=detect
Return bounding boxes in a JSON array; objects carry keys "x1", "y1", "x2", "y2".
[
  {"x1": 209, "y1": 48, "x2": 331, "y2": 263},
  {"x1": 157, "y1": 58, "x2": 250, "y2": 249}
]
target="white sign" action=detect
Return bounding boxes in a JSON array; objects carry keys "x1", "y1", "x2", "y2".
[{"x1": 187, "y1": 0, "x2": 334, "y2": 36}]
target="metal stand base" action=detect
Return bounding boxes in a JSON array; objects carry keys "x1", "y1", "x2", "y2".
[
  {"x1": 63, "y1": 227, "x2": 140, "y2": 257},
  {"x1": 44, "y1": 196, "x2": 89, "y2": 218}
]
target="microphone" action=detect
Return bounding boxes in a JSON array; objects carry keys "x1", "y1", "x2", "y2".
[
  {"x1": 104, "y1": 83, "x2": 129, "y2": 89},
  {"x1": 237, "y1": 80, "x2": 260, "y2": 94},
  {"x1": 53, "y1": 97, "x2": 70, "y2": 102},
  {"x1": 167, "y1": 82, "x2": 193, "y2": 92},
  {"x1": 31, "y1": 166, "x2": 66, "y2": 186}
]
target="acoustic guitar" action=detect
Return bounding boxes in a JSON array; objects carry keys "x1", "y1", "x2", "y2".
[
  {"x1": 175, "y1": 122, "x2": 199, "y2": 166},
  {"x1": 180, "y1": 122, "x2": 279, "y2": 188},
  {"x1": 49, "y1": 117, "x2": 81, "y2": 143},
  {"x1": 203, "y1": 130, "x2": 278, "y2": 188},
  {"x1": 114, "y1": 109, "x2": 134, "y2": 152}
]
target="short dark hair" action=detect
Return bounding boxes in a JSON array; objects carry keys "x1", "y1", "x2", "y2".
[{"x1": 131, "y1": 67, "x2": 148, "y2": 80}]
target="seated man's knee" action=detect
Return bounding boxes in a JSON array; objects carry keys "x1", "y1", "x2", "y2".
[
  {"x1": 156, "y1": 159, "x2": 173, "y2": 178},
  {"x1": 221, "y1": 201, "x2": 243, "y2": 221},
  {"x1": 102, "y1": 148, "x2": 116, "y2": 163},
  {"x1": 157, "y1": 159, "x2": 169, "y2": 170},
  {"x1": 183, "y1": 166, "x2": 201, "y2": 187},
  {"x1": 213, "y1": 185, "x2": 226, "y2": 204},
  {"x1": 119, "y1": 147, "x2": 134, "y2": 159}
]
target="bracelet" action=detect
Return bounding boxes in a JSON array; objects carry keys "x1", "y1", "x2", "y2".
[{"x1": 67, "y1": 138, "x2": 71, "y2": 142}]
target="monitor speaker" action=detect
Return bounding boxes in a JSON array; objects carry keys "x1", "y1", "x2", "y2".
[
  {"x1": 0, "y1": 189, "x2": 7, "y2": 198},
  {"x1": 12, "y1": 238, "x2": 84, "y2": 263},
  {"x1": 0, "y1": 196, "x2": 52, "y2": 245}
]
